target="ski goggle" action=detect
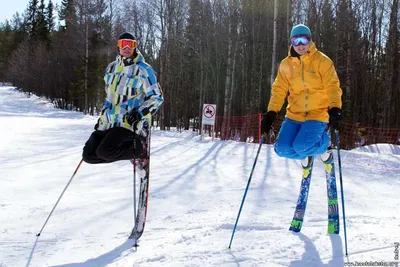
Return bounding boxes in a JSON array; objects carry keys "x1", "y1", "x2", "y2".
[
  {"x1": 291, "y1": 35, "x2": 310, "y2": 46},
  {"x1": 117, "y1": 39, "x2": 138, "y2": 49}
]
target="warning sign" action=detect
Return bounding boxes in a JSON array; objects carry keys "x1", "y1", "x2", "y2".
[{"x1": 202, "y1": 104, "x2": 216, "y2": 125}]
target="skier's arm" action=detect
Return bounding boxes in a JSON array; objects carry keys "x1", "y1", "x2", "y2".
[
  {"x1": 95, "y1": 63, "x2": 115, "y2": 129},
  {"x1": 322, "y1": 59, "x2": 342, "y2": 109},
  {"x1": 137, "y1": 66, "x2": 164, "y2": 118},
  {"x1": 267, "y1": 63, "x2": 289, "y2": 112},
  {"x1": 100, "y1": 62, "x2": 116, "y2": 114}
]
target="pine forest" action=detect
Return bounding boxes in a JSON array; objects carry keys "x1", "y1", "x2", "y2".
[{"x1": 0, "y1": 0, "x2": 399, "y2": 131}]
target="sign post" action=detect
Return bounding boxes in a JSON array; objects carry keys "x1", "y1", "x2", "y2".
[{"x1": 201, "y1": 104, "x2": 216, "y2": 141}]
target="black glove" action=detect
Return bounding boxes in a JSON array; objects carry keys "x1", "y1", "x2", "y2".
[
  {"x1": 261, "y1": 111, "x2": 277, "y2": 135},
  {"x1": 328, "y1": 107, "x2": 343, "y2": 131},
  {"x1": 127, "y1": 109, "x2": 142, "y2": 125},
  {"x1": 94, "y1": 119, "x2": 101, "y2": 130}
]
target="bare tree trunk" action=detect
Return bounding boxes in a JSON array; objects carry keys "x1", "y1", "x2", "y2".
[
  {"x1": 158, "y1": 0, "x2": 166, "y2": 130},
  {"x1": 270, "y1": 0, "x2": 278, "y2": 88},
  {"x1": 107, "y1": 0, "x2": 116, "y2": 61},
  {"x1": 287, "y1": 0, "x2": 292, "y2": 38},
  {"x1": 84, "y1": 20, "x2": 88, "y2": 115},
  {"x1": 377, "y1": 0, "x2": 385, "y2": 127},
  {"x1": 221, "y1": 6, "x2": 234, "y2": 140},
  {"x1": 199, "y1": 49, "x2": 204, "y2": 132},
  {"x1": 385, "y1": 0, "x2": 398, "y2": 127},
  {"x1": 346, "y1": 25, "x2": 351, "y2": 122},
  {"x1": 229, "y1": 38, "x2": 238, "y2": 119},
  {"x1": 368, "y1": 0, "x2": 377, "y2": 126}
]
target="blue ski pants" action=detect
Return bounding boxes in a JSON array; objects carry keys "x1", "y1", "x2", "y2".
[{"x1": 274, "y1": 118, "x2": 329, "y2": 160}]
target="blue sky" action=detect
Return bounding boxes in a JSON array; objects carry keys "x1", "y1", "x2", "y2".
[{"x1": 0, "y1": 0, "x2": 61, "y2": 23}]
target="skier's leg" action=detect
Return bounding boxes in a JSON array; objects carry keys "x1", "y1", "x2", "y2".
[
  {"x1": 320, "y1": 145, "x2": 333, "y2": 163},
  {"x1": 274, "y1": 118, "x2": 303, "y2": 159},
  {"x1": 292, "y1": 120, "x2": 329, "y2": 158},
  {"x1": 319, "y1": 126, "x2": 333, "y2": 163},
  {"x1": 82, "y1": 130, "x2": 109, "y2": 164},
  {"x1": 96, "y1": 127, "x2": 142, "y2": 162}
]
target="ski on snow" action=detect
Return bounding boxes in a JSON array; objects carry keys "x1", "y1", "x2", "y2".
[
  {"x1": 289, "y1": 152, "x2": 340, "y2": 234},
  {"x1": 289, "y1": 156, "x2": 314, "y2": 232},
  {"x1": 323, "y1": 153, "x2": 340, "y2": 234}
]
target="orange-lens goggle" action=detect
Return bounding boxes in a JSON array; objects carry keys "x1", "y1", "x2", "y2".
[{"x1": 117, "y1": 39, "x2": 138, "y2": 49}]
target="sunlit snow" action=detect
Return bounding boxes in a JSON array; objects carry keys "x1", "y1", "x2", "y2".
[{"x1": 1, "y1": 86, "x2": 399, "y2": 267}]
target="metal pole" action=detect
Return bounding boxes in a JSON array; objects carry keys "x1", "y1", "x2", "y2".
[
  {"x1": 132, "y1": 157, "x2": 138, "y2": 248},
  {"x1": 132, "y1": 121, "x2": 139, "y2": 248},
  {"x1": 335, "y1": 130, "x2": 349, "y2": 256},
  {"x1": 36, "y1": 159, "x2": 83, "y2": 236},
  {"x1": 229, "y1": 135, "x2": 265, "y2": 249}
]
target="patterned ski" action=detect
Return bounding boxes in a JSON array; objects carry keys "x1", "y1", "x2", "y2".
[
  {"x1": 129, "y1": 119, "x2": 151, "y2": 244},
  {"x1": 323, "y1": 153, "x2": 340, "y2": 234},
  {"x1": 289, "y1": 156, "x2": 314, "y2": 232}
]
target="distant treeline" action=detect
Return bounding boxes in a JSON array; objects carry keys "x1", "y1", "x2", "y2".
[{"x1": 0, "y1": 0, "x2": 399, "y2": 130}]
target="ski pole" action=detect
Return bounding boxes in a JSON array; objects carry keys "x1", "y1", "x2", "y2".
[
  {"x1": 36, "y1": 159, "x2": 83, "y2": 236},
  {"x1": 229, "y1": 135, "x2": 265, "y2": 249},
  {"x1": 132, "y1": 120, "x2": 139, "y2": 248},
  {"x1": 132, "y1": 158, "x2": 138, "y2": 248},
  {"x1": 335, "y1": 130, "x2": 348, "y2": 256}
]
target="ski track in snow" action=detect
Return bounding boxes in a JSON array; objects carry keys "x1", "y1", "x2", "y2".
[{"x1": 0, "y1": 86, "x2": 399, "y2": 267}]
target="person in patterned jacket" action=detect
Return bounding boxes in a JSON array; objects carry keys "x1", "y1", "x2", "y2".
[{"x1": 82, "y1": 32, "x2": 163, "y2": 164}]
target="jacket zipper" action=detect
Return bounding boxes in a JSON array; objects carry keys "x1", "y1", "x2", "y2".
[{"x1": 301, "y1": 58, "x2": 309, "y2": 121}]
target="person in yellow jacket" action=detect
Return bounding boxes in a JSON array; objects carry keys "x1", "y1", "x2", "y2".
[{"x1": 261, "y1": 24, "x2": 343, "y2": 165}]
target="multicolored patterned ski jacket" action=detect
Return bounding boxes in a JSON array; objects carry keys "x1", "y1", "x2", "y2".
[{"x1": 96, "y1": 52, "x2": 163, "y2": 131}]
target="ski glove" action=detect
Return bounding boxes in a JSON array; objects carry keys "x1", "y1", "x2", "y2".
[
  {"x1": 328, "y1": 107, "x2": 343, "y2": 131},
  {"x1": 261, "y1": 111, "x2": 277, "y2": 135},
  {"x1": 127, "y1": 109, "x2": 142, "y2": 125}
]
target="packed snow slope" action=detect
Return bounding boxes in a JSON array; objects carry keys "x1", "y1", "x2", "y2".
[{"x1": 1, "y1": 86, "x2": 399, "y2": 267}]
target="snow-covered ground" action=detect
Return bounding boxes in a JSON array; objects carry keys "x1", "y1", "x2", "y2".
[{"x1": 1, "y1": 86, "x2": 399, "y2": 267}]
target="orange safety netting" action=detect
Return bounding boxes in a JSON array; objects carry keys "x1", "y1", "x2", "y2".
[
  {"x1": 338, "y1": 123, "x2": 400, "y2": 150},
  {"x1": 214, "y1": 114, "x2": 400, "y2": 150},
  {"x1": 215, "y1": 114, "x2": 262, "y2": 143}
]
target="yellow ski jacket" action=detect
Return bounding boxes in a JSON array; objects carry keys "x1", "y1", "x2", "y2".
[{"x1": 267, "y1": 43, "x2": 342, "y2": 122}]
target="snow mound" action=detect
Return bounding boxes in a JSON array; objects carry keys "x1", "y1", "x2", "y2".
[{"x1": 353, "y1": 143, "x2": 400, "y2": 155}]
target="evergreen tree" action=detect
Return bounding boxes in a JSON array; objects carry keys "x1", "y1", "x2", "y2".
[
  {"x1": 36, "y1": 0, "x2": 49, "y2": 42},
  {"x1": 25, "y1": 0, "x2": 39, "y2": 39},
  {"x1": 0, "y1": 21, "x2": 12, "y2": 81},
  {"x1": 46, "y1": 0, "x2": 55, "y2": 33},
  {"x1": 320, "y1": 0, "x2": 336, "y2": 59},
  {"x1": 59, "y1": 0, "x2": 76, "y2": 31}
]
